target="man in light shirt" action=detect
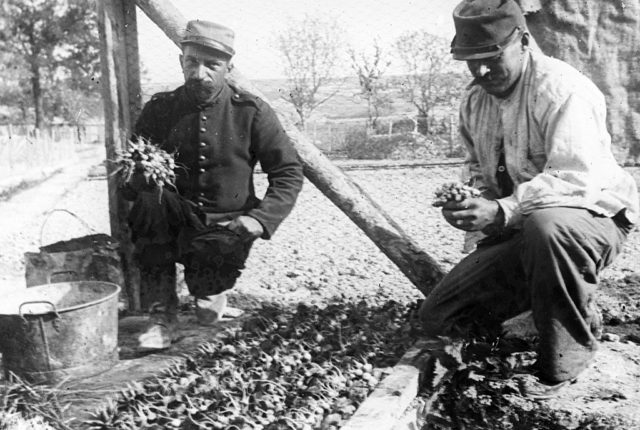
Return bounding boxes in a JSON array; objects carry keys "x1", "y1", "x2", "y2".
[{"x1": 420, "y1": 0, "x2": 639, "y2": 393}]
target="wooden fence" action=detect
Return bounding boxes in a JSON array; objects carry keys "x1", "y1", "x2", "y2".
[
  {"x1": 0, "y1": 123, "x2": 104, "y2": 179},
  {"x1": 305, "y1": 114, "x2": 458, "y2": 155}
]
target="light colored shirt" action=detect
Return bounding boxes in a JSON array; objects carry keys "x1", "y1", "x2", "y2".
[{"x1": 459, "y1": 49, "x2": 639, "y2": 229}]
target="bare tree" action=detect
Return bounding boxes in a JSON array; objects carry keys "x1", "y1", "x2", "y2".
[
  {"x1": 349, "y1": 40, "x2": 391, "y2": 130},
  {"x1": 394, "y1": 30, "x2": 465, "y2": 134},
  {"x1": 276, "y1": 14, "x2": 343, "y2": 128}
]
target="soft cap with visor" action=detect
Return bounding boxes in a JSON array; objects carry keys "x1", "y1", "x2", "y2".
[
  {"x1": 450, "y1": 0, "x2": 527, "y2": 61},
  {"x1": 181, "y1": 20, "x2": 235, "y2": 58}
]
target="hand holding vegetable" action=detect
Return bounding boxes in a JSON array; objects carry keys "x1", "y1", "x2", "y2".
[
  {"x1": 442, "y1": 197, "x2": 502, "y2": 232},
  {"x1": 115, "y1": 138, "x2": 177, "y2": 193},
  {"x1": 433, "y1": 182, "x2": 502, "y2": 232}
]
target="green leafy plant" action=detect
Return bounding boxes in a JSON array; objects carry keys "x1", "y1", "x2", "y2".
[
  {"x1": 0, "y1": 373, "x2": 74, "y2": 430},
  {"x1": 87, "y1": 299, "x2": 423, "y2": 430}
]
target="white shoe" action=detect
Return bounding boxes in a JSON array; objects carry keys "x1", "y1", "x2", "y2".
[
  {"x1": 195, "y1": 293, "x2": 228, "y2": 326},
  {"x1": 137, "y1": 316, "x2": 177, "y2": 350},
  {"x1": 137, "y1": 302, "x2": 178, "y2": 351}
]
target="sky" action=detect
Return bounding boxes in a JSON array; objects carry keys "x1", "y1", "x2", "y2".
[{"x1": 136, "y1": 0, "x2": 458, "y2": 84}]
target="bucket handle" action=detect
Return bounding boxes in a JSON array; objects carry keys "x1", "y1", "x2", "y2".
[
  {"x1": 39, "y1": 209, "x2": 97, "y2": 248},
  {"x1": 19, "y1": 301, "x2": 60, "y2": 318},
  {"x1": 19, "y1": 301, "x2": 60, "y2": 373},
  {"x1": 19, "y1": 300, "x2": 63, "y2": 332}
]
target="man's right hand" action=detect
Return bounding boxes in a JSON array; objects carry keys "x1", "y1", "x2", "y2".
[{"x1": 442, "y1": 197, "x2": 502, "y2": 232}]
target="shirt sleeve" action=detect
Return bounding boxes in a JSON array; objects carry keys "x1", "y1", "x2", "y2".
[
  {"x1": 502, "y1": 91, "x2": 611, "y2": 226},
  {"x1": 246, "y1": 103, "x2": 304, "y2": 239}
]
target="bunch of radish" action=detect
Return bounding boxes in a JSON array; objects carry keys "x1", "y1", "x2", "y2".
[
  {"x1": 432, "y1": 182, "x2": 481, "y2": 207},
  {"x1": 116, "y1": 138, "x2": 177, "y2": 190}
]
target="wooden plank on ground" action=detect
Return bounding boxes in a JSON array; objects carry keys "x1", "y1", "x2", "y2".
[{"x1": 341, "y1": 339, "x2": 431, "y2": 430}]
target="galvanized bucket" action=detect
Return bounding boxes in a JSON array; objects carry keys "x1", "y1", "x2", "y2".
[{"x1": 0, "y1": 281, "x2": 120, "y2": 384}]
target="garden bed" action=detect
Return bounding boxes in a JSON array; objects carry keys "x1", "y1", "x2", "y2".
[
  {"x1": 4, "y1": 284, "x2": 640, "y2": 430},
  {"x1": 0, "y1": 299, "x2": 427, "y2": 430}
]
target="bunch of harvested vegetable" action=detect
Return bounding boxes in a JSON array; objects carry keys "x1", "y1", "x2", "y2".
[
  {"x1": 115, "y1": 139, "x2": 177, "y2": 191},
  {"x1": 432, "y1": 182, "x2": 481, "y2": 207}
]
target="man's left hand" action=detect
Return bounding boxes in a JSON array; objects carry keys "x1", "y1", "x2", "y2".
[
  {"x1": 226, "y1": 215, "x2": 264, "y2": 241},
  {"x1": 442, "y1": 197, "x2": 502, "y2": 232}
]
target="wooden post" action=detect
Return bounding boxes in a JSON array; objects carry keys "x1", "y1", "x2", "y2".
[
  {"x1": 449, "y1": 114, "x2": 455, "y2": 157},
  {"x1": 134, "y1": 0, "x2": 446, "y2": 296},
  {"x1": 98, "y1": 0, "x2": 142, "y2": 310}
]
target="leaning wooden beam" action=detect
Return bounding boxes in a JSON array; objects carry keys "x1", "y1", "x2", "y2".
[{"x1": 134, "y1": 0, "x2": 446, "y2": 296}]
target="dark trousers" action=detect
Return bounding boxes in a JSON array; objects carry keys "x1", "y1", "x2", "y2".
[
  {"x1": 128, "y1": 189, "x2": 254, "y2": 310},
  {"x1": 419, "y1": 207, "x2": 631, "y2": 382}
]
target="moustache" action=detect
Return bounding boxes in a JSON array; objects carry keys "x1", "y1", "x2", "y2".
[
  {"x1": 472, "y1": 74, "x2": 502, "y2": 87},
  {"x1": 185, "y1": 79, "x2": 221, "y2": 101}
]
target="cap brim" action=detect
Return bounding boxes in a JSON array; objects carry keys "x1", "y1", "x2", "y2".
[
  {"x1": 451, "y1": 27, "x2": 522, "y2": 61},
  {"x1": 181, "y1": 38, "x2": 235, "y2": 58},
  {"x1": 452, "y1": 48, "x2": 505, "y2": 61}
]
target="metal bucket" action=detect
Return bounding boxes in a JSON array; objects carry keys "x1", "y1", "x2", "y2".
[{"x1": 0, "y1": 281, "x2": 120, "y2": 384}]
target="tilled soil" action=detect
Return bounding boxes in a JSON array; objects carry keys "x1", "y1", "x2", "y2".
[
  {"x1": 2, "y1": 164, "x2": 640, "y2": 427},
  {"x1": 1, "y1": 164, "x2": 640, "y2": 310}
]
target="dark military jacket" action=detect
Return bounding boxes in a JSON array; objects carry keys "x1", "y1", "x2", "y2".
[{"x1": 133, "y1": 83, "x2": 303, "y2": 238}]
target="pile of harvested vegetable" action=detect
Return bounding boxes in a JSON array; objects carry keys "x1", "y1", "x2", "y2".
[{"x1": 84, "y1": 299, "x2": 423, "y2": 430}]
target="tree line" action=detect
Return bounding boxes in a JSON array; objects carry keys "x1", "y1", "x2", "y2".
[
  {"x1": 276, "y1": 14, "x2": 467, "y2": 135},
  {"x1": 0, "y1": 3, "x2": 463, "y2": 140},
  {"x1": 0, "y1": 0, "x2": 101, "y2": 128}
]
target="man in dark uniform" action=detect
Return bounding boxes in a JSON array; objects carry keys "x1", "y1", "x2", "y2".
[{"x1": 124, "y1": 20, "x2": 304, "y2": 350}]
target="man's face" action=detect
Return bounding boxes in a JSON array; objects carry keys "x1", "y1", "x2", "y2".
[
  {"x1": 465, "y1": 37, "x2": 526, "y2": 98},
  {"x1": 180, "y1": 43, "x2": 230, "y2": 103}
]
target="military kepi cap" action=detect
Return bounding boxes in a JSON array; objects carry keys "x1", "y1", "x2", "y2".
[
  {"x1": 450, "y1": 0, "x2": 526, "y2": 61},
  {"x1": 181, "y1": 20, "x2": 235, "y2": 58}
]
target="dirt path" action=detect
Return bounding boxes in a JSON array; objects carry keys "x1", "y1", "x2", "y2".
[{"x1": 0, "y1": 147, "x2": 106, "y2": 290}]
